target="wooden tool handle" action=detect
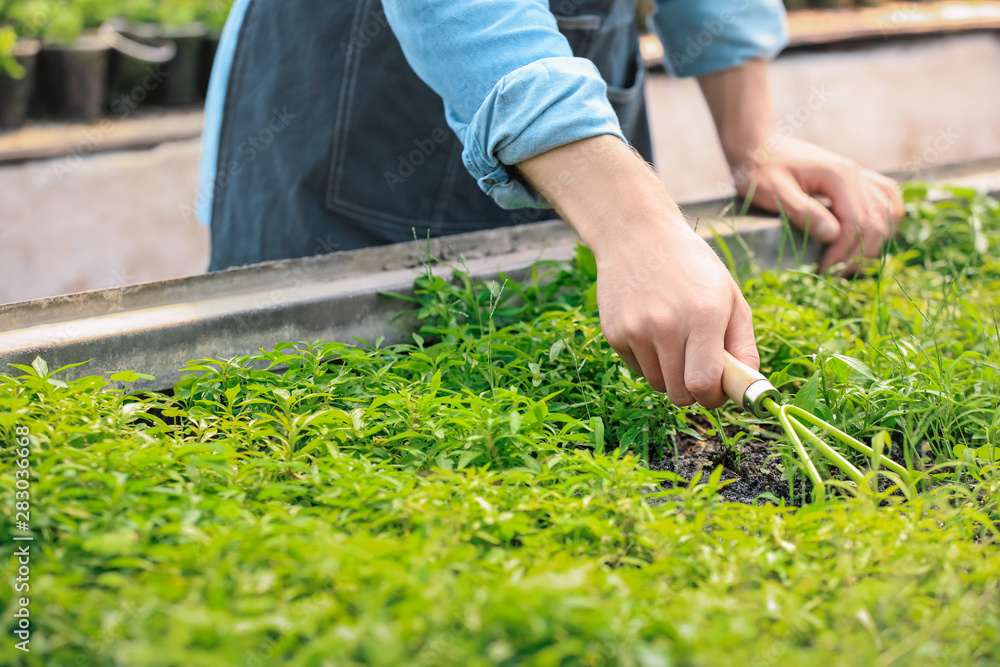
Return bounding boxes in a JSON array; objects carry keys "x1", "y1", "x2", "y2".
[{"x1": 722, "y1": 351, "x2": 780, "y2": 418}]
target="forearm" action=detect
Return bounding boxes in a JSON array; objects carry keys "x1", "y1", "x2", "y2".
[
  {"x1": 517, "y1": 134, "x2": 761, "y2": 408},
  {"x1": 517, "y1": 136, "x2": 688, "y2": 258},
  {"x1": 697, "y1": 58, "x2": 775, "y2": 171}
]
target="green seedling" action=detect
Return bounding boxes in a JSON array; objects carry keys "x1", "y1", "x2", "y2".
[{"x1": 1, "y1": 185, "x2": 999, "y2": 664}]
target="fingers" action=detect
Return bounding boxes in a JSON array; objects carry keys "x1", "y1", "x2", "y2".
[
  {"x1": 605, "y1": 317, "x2": 695, "y2": 406},
  {"x1": 679, "y1": 305, "x2": 728, "y2": 409},
  {"x1": 782, "y1": 164, "x2": 894, "y2": 273},
  {"x1": 820, "y1": 226, "x2": 863, "y2": 275},
  {"x1": 626, "y1": 311, "x2": 697, "y2": 406},
  {"x1": 757, "y1": 168, "x2": 842, "y2": 244},
  {"x1": 671, "y1": 286, "x2": 759, "y2": 409},
  {"x1": 596, "y1": 233, "x2": 757, "y2": 411},
  {"x1": 633, "y1": 340, "x2": 669, "y2": 396},
  {"x1": 819, "y1": 169, "x2": 897, "y2": 273},
  {"x1": 867, "y1": 171, "x2": 905, "y2": 233},
  {"x1": 614, "y1": 344, "x2": 643, "y2": 381},
  {"x1": 659, "y1": 331, "x2": 696, "y2": 407},
  {"x1": 603, "y1": 287, "x2": 755, "y2": 410},
  {"x1": 723, "y1": 285, "x2": 760, "y2": 372}
]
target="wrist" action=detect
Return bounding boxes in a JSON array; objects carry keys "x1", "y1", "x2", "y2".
[
  {"x1": 581, "y1": 183, "x2": 693, "y2": 266},
  {"x1": 724, "y1": 129, "x2": 785, "y2": 187},
  {"x1": 517, "y1": 135, "x2": 692, "y2": 261},
  {"x1": 721, "y1": 124, "x2": 793, "y2": 178}
]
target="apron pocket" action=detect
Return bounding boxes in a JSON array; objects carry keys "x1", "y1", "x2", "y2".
[
  {"x1": 605, "y1": 44, "x2": 646, "y2": 140},
  {"x1": 324, "y1": 0, "x2": 463, "y2": 237}
]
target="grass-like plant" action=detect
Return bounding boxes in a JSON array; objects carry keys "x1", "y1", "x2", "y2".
[{"x1": 1, "y1": 185, "x2": 998, "y2": 665}]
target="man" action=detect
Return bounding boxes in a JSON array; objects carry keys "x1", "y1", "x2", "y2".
[{"x1": 198, "y1": 0, "x2": 902, "y2": 409}]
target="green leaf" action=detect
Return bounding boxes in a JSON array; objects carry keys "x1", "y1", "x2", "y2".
[
  {"x1": 509, "y1": 410, "x2": 522, "y2": 435},
  {"x1": 224, "y1": 386, "x2": 241, "y2": 406},
  {"x1": 575, "y1": 243, "x2": 597, "y2": 279},
  {"x1": 591, "y1": 416, "x2": 605, "y2": 448},
  {"x1": 620, "y1": 423, "x2": 643, "y2": 450},
  {"x1": 434, "y1": 451, "x2": 454, "y2": 470},
  {"x1": 768, "y1": 368, "x2": 793, "y2": 389},
  {"x1": 457, "y1": 449, "x2": 481, "y2": 469},
  {"x1": 828, "y1": 354, "x2": 877, "y2": 382},
  {"x1": 792, "y1": 371, "x2": 820, "y2": 413},
  {"x1": 50, "y1": 360, "x2": 93, "y2": 376},
  {"x1": 871, "y1": 430, "x2": 891, "y2": 472},
  {"x1": 707, "y1": 465, "x2": 724, "y2": 491},
  {"x1": 584, "y1": 283, "x2": 598, "y2": 313},
  {"x1": 549, "y1": 339, "x2": 566, "y2": 363},
  {"x1": 32, "y1": 356, "x2": 49, "y2": 378}
]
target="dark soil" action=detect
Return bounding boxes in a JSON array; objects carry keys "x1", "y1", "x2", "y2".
[
  {"x1": 648, "y1": 435, "x2": 809, "y2": 506},
  {"x1": 646, "y1": 419, "x2": 910, "y2": 506}
]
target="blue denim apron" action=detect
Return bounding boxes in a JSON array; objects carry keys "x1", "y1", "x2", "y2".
[{"x1": 210, "y1": 0, "x2": 650, "y2": 270}]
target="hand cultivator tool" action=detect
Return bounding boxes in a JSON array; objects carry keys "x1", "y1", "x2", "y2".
[{"x1": 722, "y1": 352, "x2": 913, "y2": 499}]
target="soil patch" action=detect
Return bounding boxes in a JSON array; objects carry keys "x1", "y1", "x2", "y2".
[{"x1": 649, "y1": 436, "x2": 808, "y2": 506}]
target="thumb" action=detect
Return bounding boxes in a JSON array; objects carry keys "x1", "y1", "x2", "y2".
[
  {"x1": 762, "y1": 170, "x2": 842, "y2": 244},
  {"x1": 724, "y1": 285, "x2": 760, "y2": 372}
]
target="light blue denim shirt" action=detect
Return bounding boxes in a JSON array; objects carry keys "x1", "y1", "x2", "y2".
[{"x1": 197, "y1": 0, "x2": 788, "y2": 225}]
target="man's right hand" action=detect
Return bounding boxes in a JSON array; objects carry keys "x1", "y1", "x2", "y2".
[{"x1": 517, "y1": 135, "x2": 760, "y2": 408}]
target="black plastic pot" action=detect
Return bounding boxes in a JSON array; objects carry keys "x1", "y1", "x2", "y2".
[
  {"x1": 35, "y1": 35, "x2": 110, "y2": 120},
  {"x1": 153, "y1": 22, "x2": 206, "y2": 106},
  {"x1": 100, "y1": 19, "x2": 176, "y2": 113},
  {"x1": 0, "y1": 40, "x2": 40, "y2": 131},
  {"x1": 198, "y1": 29, "x2": 221, "y2": 100}
]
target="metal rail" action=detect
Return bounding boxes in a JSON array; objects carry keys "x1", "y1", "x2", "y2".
[
  {"x1": 0, "y1": 214, "x2": 817, "y2": 391},
  {"x1": 1, "y1": 159, "x2": 998, "y2": 392}
]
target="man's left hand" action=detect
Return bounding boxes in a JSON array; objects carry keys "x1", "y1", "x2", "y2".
[{"x1": 733, "y1": 135, "x2": 904, "y2": 273}]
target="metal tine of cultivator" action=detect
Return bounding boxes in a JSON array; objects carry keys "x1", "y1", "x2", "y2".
[{"x1": 722, "y1": 352, "x2": 914, "y2": 497}]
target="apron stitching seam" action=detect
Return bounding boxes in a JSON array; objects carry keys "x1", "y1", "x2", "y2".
[
  {"x1": 211, "y1": 0, "x2": 258, "y2": 235},
  {"x1": 329, "y1": 0, "x2": 373, "y2": 207}
]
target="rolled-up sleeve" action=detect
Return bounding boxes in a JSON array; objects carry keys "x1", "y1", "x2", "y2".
[
  {"x1": 383, "y1": 0, "x2": 626, "y2": 209},
  {"x1": 653, "y1": 0, "x2": 789, "y2": 78}
]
